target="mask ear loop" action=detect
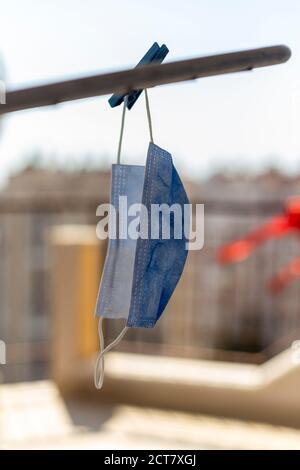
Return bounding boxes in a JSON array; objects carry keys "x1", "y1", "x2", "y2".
[
  {"x1": 94, "y1": 317, "x2": 128, "y2": 389},
  {"x1": 94, "y1": 89, "x2": 154, "y2": 389},
  {"x1": 145, "y1": 89, "x2": 154, "y2": 143},
  {"x1": 117, "y1": 98, "x2": 127, "y2": 164},
  {"x1": 117, "y1": 90, "x2": 154, "y2": 165}
]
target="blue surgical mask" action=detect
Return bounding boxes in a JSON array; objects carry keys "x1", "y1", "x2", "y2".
[
  {"x1": 96, "y1": 142, "x2": 189, "y2": 326},
  {"x1": 127, "y1": 142, "x2": 189, "y2": 327},
  {"x1": 94, "y1": 142, "x2": 189, "y2": 388},
  {"x1": 94, "y1": 89, "x2": 189, "y2": 388}
]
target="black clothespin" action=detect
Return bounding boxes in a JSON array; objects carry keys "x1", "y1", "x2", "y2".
[{"x1": 108, "y1": 42, "x2": 169, "y2": 110}]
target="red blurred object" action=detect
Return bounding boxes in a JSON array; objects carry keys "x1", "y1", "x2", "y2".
[
  {"x1": 268, "y1": 255, "x2": 300, "y2": 293},
  {"x1": 217, "y1": 197, "x2": 300, "y2": 293}
]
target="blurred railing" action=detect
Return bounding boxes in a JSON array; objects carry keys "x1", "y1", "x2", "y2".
[{"x1": 1, "y1": 195, "x2": 300, "y2": 382}]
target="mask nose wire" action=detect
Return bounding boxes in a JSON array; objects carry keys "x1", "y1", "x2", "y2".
[{"x1": 94, "y1": 317, "x2": 128, "y2": 389}]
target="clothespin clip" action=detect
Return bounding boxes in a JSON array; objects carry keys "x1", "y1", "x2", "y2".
[{"x1": 108, "y1": 42, "x2": 169, "y2": 110}]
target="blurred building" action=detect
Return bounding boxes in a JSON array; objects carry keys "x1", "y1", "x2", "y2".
[
  {"x1": 0, "y1": 167, "x2": 110, "y2": 382},
  {"x1": 1, "y1": 166, "x2": 300, "y2": 382}
]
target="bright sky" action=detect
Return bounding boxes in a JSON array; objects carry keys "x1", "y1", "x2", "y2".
[{"x1": 0, "y1": 0, "x2": 299, "y2": 183}]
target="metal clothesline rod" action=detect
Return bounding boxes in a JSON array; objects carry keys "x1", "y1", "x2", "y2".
[{"x1": 0, "y1": 45, "x2": 291, "y2": 115}]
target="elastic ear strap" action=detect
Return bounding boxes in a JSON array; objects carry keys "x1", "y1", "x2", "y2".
[
  {"x1": 116, "y1": 90, "x2": 154, "y2": 165},
  {"x1": 145, "y1": 89, "x2": 154, "y2": 143},
  {"x1": 94, "y1": 317, "x2": 128, "y2": 389},
  {"x1": 117, "y1": 99, "x2": 127, "y2": 164}
]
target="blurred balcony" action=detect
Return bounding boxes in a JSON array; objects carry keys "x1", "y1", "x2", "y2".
[
  {"x1": 2, "y1": 380, "x2": 300, "y2": 450},
  {"x1": 1, "y1": 170, "x2": 300, "y2": 448}
]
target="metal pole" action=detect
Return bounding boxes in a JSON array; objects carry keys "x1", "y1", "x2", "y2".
[{"x1": 0, "y1": 45, "x2": 291, "y2": 115}]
